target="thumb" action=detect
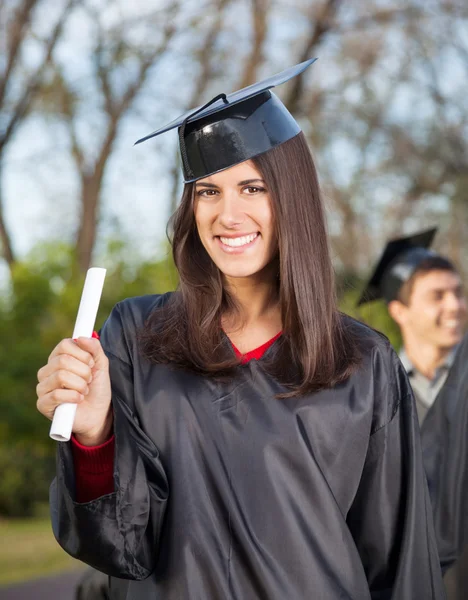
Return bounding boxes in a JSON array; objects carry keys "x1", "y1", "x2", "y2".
[{"x1": 74, "y1": 336, "x2": 108, "y2": 369}]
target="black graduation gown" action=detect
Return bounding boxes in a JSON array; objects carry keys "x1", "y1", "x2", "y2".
[
  {"x1": 50, "y1": 294, "x2": 445, "y2": 600},
  {"x1": 420, "y1": 334, "x2": 468, "y2": 583}
]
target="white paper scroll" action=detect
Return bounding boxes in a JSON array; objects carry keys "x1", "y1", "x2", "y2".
[{"x1": 49, "y1": 267, "x2": 107, "y2": 442}]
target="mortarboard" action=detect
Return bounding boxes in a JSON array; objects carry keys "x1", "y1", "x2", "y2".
[
  {"x1": 135, "y1": 58, "x2": 317, "y2": 182},
  {"x1": 357, "y1": 228, "x2": 439, "y2": 306}
]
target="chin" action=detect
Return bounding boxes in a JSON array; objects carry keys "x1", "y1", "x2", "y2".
[
  {"x1": 219, "y1": 265, "x2": 268, "y2": 279},
  {"x1": 220, "y1": 267, "x2": 265, "y2": 279},
  {"x1": 214, "y1": 258, "x2": 270, "y2": 279},
  {"x1": 438, "y1": 331, "x2": 464, "y2": 348}
]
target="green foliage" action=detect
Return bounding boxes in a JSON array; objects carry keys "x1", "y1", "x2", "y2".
[
  {"x1": 336, "y1": 273, "x2": 402, "y2": 350},
  {"x1": 0, "y1": 240, "x2": 178, "y2": 517},
  {"x1": 0, "y1": 444, "x2": 55, "y2": 517}
]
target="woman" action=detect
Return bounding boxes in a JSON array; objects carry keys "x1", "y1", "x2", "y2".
[{"x1": 37, "y1": 59, "x2": 444, "y2": 599}]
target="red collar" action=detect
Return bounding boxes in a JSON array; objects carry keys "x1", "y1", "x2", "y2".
[{"x1": 231, "y1": 332, "x2": 282, "y2": 364}]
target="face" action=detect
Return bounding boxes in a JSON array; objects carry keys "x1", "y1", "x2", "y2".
[
  {"x1": 193, "y1": 160, "x2": 277, "y2": 281},
  {"x1": 393, "y1": 270, "x2": 467, "y2": 349}
]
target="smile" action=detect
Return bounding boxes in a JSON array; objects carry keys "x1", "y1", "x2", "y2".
[
  {"x1": 216, "y1": 232, "x2": 260, "y2": 253},
  {"x1": 440, "y1": 320, "x2": 460, "y2": 329},
  {"x1": 218, "y1": 233, "x2": 259, "y2": 248}
]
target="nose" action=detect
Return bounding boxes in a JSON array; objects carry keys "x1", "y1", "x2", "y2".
[{"x1": 217, "y1": 190, "x2": 244, "y2": 228}]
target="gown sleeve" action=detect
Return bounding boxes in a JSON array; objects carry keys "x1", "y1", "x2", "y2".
[
  {"x1": 346, "y1": 347, "x2": 445, "y2": 600},
  {"x1": 49, "y1": 301, "x2": 169, "y2": 580}
]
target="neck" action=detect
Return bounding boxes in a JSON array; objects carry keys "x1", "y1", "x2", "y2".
[
  {"x1": 402, "y1": 334, "x2": 453, "y2": 379},
  {"x1": 222, "y1": 266, "x2": 280, "y2": 331}
]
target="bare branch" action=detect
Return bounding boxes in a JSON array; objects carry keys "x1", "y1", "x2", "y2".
[
  {"x1": 0, "y1": 162, "x2": 14, "y2": 266},
  {"x1": 236, "y1": 0, "x2": 270, "y2": 89},
  {"x1": 190, "y1": 0, "x2": 232, "y2": 105},
  {"x1": 0, "y1": 0, "x2": 39, "y2": 106},
  {"x1": 169, "y1": 0, "x2": 232, "y2": 214},
  {"x1": 0, "y1": 0, "x2": 76, "y2": 268},
  {"x1": 336, "y1": 6, "x2": 424, "y2": 34},
  {"x1": 0, "y1": 0, "x2": 77, "y2": 152},
  {"x1": 74, "y1": 2, "x2": 187, "y2": 271},
  {"x1": 94, "y1": 26, "x2": 115, "y2": 118},
  {"x1": 285, "y1": 0, "x2": 343, "y2": 114}
]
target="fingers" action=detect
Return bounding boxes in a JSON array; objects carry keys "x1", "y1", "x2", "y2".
[
  {"x1": 36, "y1": 389, "x2": 84, "y2": 420},
  {"x1": 36, "y1": 337, "x2": 110, "y2": 422},
  {"x1": 73, "y1": 337, "x2": 109, "y2": 371},
  {"x1": 38, "y1": 352, "x2": 93, "y2": 384},
  {"x1": 38, "y1": 337, "x2": 107, "y2": 385},
  {"x1": 36, "y1": 367, "x2": 91, "y2": 398},
  {"x1": 48, "y1": 338, "x2": 95, "y2": 367}
]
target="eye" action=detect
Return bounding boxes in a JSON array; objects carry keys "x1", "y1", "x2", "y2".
[
  {"x1": 243, "y1": 186, "x2": 266, "y2": 195},
  {"x1": 196, "y1": 188, "x2": 218, "y2": 197}
]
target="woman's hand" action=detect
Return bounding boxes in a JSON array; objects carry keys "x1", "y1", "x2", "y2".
[{"x1": 37, "y1": 337, "x2": 113, "y2": 446}]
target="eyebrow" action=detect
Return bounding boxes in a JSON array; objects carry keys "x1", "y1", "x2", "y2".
[
  {"x1": 195, "y1": 178, "x2": 265, "y2": 188},
  {"x1": 195, "y1": 182, "x2": 218, "y2": 189},
  {"x1": 426, "y1": 284, "x2": 464, "y2": 294},
  {"x1": 238, "y1": 178, "x2": 265, "y2": 186}
]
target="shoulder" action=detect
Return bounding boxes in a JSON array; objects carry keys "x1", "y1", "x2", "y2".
[
  {"x1": 339, "y1": 313, "x2": 393, "y2": 358},
  {"x1": 340, "y1": 314, "x2": 412, "y2": 432},
  {"x1": 114, "y1": 292, "x2": 174, "y2": 326},
  {"x1": 100, "y1": 292, "x2": 175, "y2": 363}
]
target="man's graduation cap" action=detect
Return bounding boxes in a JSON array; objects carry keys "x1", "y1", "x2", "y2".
[
  {"x1": 135, "y1": 58, "x2": 317, "y2": 182},
  {"x1": 357, "y1": 228, "x2": 439, "y2": 306}
]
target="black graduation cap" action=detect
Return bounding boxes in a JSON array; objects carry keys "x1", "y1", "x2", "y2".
[
  {"x1": 357, "y1": 228, "x2": 439, "y2": 306},
  {"x1": 135, "y1": 58, "x2": 317, "y2": 182}
]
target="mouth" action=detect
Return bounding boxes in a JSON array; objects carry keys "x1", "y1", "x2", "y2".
[
  {"x1": 440, "y1": 319, "x2": 461, "y2": 330},
  {"x1": 215, "y1": 232, "x2": 259, "y2": 253}
]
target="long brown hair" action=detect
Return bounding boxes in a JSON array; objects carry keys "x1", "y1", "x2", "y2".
[{"x1": 140, "y1": 132, "x2": 362, "y2": 396}]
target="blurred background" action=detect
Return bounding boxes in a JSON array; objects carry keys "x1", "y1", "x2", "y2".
[{"x1": 1, "y1": 0, "x2": 467, "y2": 590}]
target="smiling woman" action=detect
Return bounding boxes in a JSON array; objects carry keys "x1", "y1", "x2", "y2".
[
  {"x1": 141, "y1": 126, "x2": 353, "y2": 393},
  {"x1": 37, "y1": 59, "x2": 445, "y2": 600}
]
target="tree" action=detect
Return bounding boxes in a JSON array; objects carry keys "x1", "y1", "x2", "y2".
[
  {"x1": 40, "y1": 1, "x2": 186, "y2": 273},
  {"x1": 0, "y1": 0, "x2": 76, "y2": 268},
  {"x1": 271, "y1": 0, "x2": 468, "y2": 275}
]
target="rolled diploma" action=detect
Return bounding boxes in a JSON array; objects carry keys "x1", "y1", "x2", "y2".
[{"x1": 49, "y1": 267, "x2": 107, "y2": 442}]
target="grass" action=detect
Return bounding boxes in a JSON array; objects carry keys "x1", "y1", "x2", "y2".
[{"x1": 0, "y1": 517, "x2": 84, "y2": 586}]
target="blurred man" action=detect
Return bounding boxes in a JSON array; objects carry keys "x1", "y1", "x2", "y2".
[
  {"x1": 359, "y1": 228, "x2": 467, "y2": 599},
  {"x1": 358, "y1": 228, "x2": 467, "y2": 425}
]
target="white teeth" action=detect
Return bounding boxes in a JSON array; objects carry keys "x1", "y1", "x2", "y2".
[
  {"x1": 442, "y1": 321, "x2": 459, "y2": 327},
  {"x1": 219, "y1": 233, "x2": 258, "y2": 247}
]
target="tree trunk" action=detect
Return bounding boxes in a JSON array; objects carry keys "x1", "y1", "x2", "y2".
[
  {"x1": 75, "y1": 173, "x2": 101, "y2": 273},
  {"x1": 0, "y1": 158, "x2": 15, "y2": 268},
  {"x1": 284, "y1": 0, "x2": 342, "y2": 114},
  {"x1": 236, "y1": 0, "x2": 269, "y2": 89},
  {"x1": 448, "y1": 181, "x2": 467, "y2": 278}
]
